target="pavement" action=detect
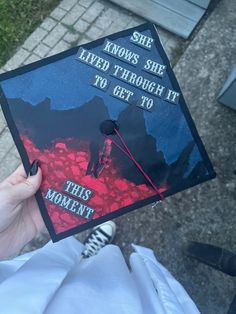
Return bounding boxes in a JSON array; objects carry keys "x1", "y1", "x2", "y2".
[
  {"x1": 0, "y1": 0, "x2": 183, "y2": 180},
  {"x1": 0, "y1": 0, "x2": 235, "y2": 313}
]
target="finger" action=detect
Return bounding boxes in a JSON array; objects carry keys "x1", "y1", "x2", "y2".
[
  {"x1": 2, "y1": 164, "x2": 27, "y2": 187},
  {"x1": 12, "y1": 164, "x2": 27, "y2": 179},
  {"x1": 30, "y1": 205, "x2": 45, "y2": 234},
  {"x1": 8, "y1": 167, "x2": 42, "y2": 204}
]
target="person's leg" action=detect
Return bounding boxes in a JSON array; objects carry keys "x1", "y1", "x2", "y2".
[
  {"x1": 186, "y1": 241, "x2": 236, "y2": 276},
  {"x1": 0, "y1": 237, "x2": 83, "y2": 313}
]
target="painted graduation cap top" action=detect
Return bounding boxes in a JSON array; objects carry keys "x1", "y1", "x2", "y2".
[{"x1": 0, "y1": 23, "x2": 216, "y2": 241}]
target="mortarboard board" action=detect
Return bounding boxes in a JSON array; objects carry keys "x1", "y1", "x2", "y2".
[{"x1": 0, "y1": 23, "x2": 216, "y2": 241}]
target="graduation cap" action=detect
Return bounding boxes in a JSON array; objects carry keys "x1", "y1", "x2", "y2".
[{"x1": 0, "y1": 23, "x2": 216, "y2": 241}]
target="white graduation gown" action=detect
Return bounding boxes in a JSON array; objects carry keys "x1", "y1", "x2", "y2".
[{"x1": 0, "y1": 237, "x2": 200, "y2": 314}]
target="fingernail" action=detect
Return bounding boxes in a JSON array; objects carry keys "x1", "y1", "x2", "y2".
[{"x1": 29, "y1": 160, "x2": 40, "y2": 176}]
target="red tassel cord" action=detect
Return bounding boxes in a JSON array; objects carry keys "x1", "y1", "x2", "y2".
[{"x1": 106, "y1": 128, "x2": 164, "y2": 201}]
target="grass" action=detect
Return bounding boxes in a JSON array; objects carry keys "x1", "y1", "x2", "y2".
[
  {"x1": 62, "y1": 23, "x2": 77, "y2": 34},
  {"x1": 0, "y1": 0, "x2": 61, "y2": 67}
]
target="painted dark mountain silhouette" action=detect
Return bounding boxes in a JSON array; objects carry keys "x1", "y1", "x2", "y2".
[
  {"x1": 8, "y1": 96, "x2": 109, "y2": 149},
  {"x1": 7, "y1": 96, "x2": 208, "y2": 188},
  {"x1": 113, "y1": 104, "x2": 207, "y2": 187},
  {"x1": 113, "y1": 104, "x2": 168, "y2": 186}
]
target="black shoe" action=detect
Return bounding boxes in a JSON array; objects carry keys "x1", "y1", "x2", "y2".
[
  {"x1": 82, "y1": 221, "x2": 116, "y2": 258},
  {"x1": 186, "y1": 241, "x2": 236, "y2": 276}
]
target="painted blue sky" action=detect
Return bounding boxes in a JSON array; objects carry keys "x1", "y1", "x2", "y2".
[{"x1": 1, "y1": 28, "x2": 202, "y2": 170}]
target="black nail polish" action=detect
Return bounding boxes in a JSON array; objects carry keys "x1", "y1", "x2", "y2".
[{"x1": 29, "y1": 160, "x2": 40, "y2": 176}]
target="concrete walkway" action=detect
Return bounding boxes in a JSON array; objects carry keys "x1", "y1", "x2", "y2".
[
  {"x1": 173, "y1": 0, "x2": 236, "y2": 311},
  {"x1": 0, "y1": 0, "x2": 235, "y2": 313},
  {"x1": 114, "y1": 1, "x2": 236, "y2": 313},
  {"x1": 0, "y1": 0, "x2": 182, "y2": 181}
]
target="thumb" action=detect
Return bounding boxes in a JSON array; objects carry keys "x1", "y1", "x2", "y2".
[{"x1": 9, "y1": 167, "x2": 42, "y2": 204}]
